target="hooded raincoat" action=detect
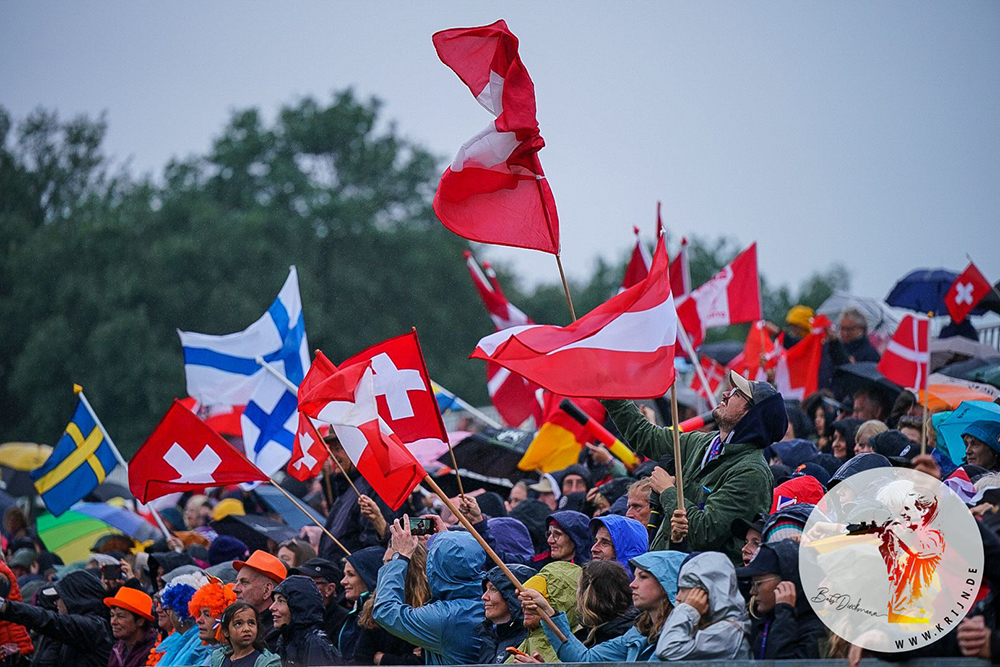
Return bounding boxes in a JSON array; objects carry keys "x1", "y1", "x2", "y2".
[
  {"x1": 542, "y1": 551, "x2": 687, "y2": 662},
  {"x1": 655, "y1": 551, "x2": 751, "y2": 660},
  {"x1": 337, "y1": 545, "x2": 384, "y2": 661},
  {"x1": 507, "y1": 561, "x2": 581, "y2": 664},
  {"x1": 373, "y1": 531, "x2": 485, "y2": 665},
  {"x1": 272, "y1": 576, "x2": 340, "y2": 667},
  {"x1": 477, "y1": 564, "x2": 537, "y2": 664},
  {"x1": 604, "y1": 393, "x2": 784, "y2": 563},
  {"x1": 476, "y1": 517, "x2": 537, "y2": 567},
  {"x1": 540, "y1": 510, "x2": 592, "y2": 566},
  {"x1": 0, "y1": 569, "x2": 113, "y2": 667},
  {"x1": 589, "y1": 515, "x2": 649, "y2": 575}
]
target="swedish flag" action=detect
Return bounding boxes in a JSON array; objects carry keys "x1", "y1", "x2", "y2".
[{"x1": 31, "y1": 399, "x2": 118, "y2": 516}]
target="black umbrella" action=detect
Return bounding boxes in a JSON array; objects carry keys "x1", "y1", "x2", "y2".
[
  {"x1": 212, "y1": 514, "x2": 297, "y2": 554},
  {"x1": 88, "y1": 482, "x2": 133, "y2": 502},
  {"x1": 443, "y1": 428, "x2": 534, "y2": 485},
  {"x1": 698, "y1": 341, "x2": 745, "y2": 366},
  {"x1": 832, "y1": 362, "x2": 903, "y2": 407}
]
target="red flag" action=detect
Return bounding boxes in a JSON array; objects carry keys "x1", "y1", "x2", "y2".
[
  {"x1": 129, "y1": 401, "x2": 269, "y2": 503},
  {"x1": 676, "y1": 243, "x2": 761, "y2": 347},
  {"x1": 669, "y1": 237, "x2": 691, "y2": 298},
  {"x1": 620, "y1": 226, "x2": 652, "y2": 292},
  {"x1": 730, "y1": 321, "x2": 777, "y2": 381},
  {"x1": 945, "y1": 262, "x2": 992, "y2": 323},
  {"x1": 472, "y1": 236, "x2": 677, "y2": 399},
  {"x1": 299, "y1": 364, "x2": 426, "y2": 510},
  {"x1": 432, "y1": 20, "x2": 559, "y2": 254},
  {"x1": 286, "y1": 413, "x2": 329, "y2": 482},
  {"x1": 878, "y1": 314, "x2": 930, "y2": 391},
  {"x1": 177, "y1": 398, "x2": 244, "y2": 437},
  {"x1": 690, "y1": 356, "x2": 726, "y2": 399},
  {"x1": 465, "y1": 252, "x2": 542, "y2": 426},
  {"x1": 774, "y1": 315, "x2": 830, "y2": 400}
]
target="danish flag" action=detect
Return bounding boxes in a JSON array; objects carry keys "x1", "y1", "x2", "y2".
[
  {"x1": 773, "y1": 315, "x2": 831, "y2": 401},
  {"x1": 877, "y1": 314, "x2": 930, "y2": 391},
  {"x1": 690, "y1": 356, "x2": 726, "y2": 400},
  {"x1": 676, "y1": 243, "x2": 761, "y2": 347},
  {"x1": 945, "y1": 262, "x2": 992, "y2": 324}
]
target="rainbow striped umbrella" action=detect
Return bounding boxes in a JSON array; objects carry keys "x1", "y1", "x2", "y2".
[{"x1": 37, "y1": 503, "x2": 159, "y2": 563}]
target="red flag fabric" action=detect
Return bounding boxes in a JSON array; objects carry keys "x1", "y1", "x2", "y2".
[
  {"x1": 669, "y1": 237, "x2": 691, "y2": 298},
  {"x1": 878, "y1": 314, "x2": 930, "y2": 391},
  {"x1": 177, "y1": 398, "x2": 244, "y2": 437},
  {"x1": 472, "y1": 236, "x2": 677, "y2": 399},
  {"x1": 620, "y1": 227, "x2": 652, "y2": 292},
  {"x1": 465, "y1": 251, "x2": 542, "y2": 426},
  {"x1": 945, "y1": 262, "x2": 992, "y2": 323},
  {"x1": 432, "y1": 20, "x2": 559, "y2": 254},
  {"x1": 774, "y1": 315, "x2": 830, "y2": 400},
  {"x1": 299, "y1": 364, "x2": 426, "y2": 510},
  {"x1": 690, "y1": 356, "x2": 726, "y2": 400},
  {"x1": 129, "y1": 400, "x2": 269, "y2": 503},
  {"x1": 676, "y1": 243, "x2": 761, "y2": 347},
  {"x1": 729, "y1": 321, "x2": 777, "y2": 381},
  {"x1": 286, "y1": 413, "x2": 329, "y2": 482},
  {"x1": 339, "y1": 331, "x2": 449, "y2": 450}
]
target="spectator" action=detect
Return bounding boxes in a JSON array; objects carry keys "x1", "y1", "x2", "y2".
[
  {"x1": 508, "y1": 561, "x2": 581, "y2": 663},
  {"x1": 604, "y1": 370, "x2": 784, "y2": 564},
  {"x1": 802, "y1": 392, "x2": 836, "y2": 452},
  {"x1": 233, "y1": 550, "x2": 287, "y2": 652},
  {"x1": 270, "y1": 575, "x2": 340, "y2": 667},
  {"x1": 189, "y1": 579, "x2": 238, "y2": 658},
  {"x1": 831, "y1": 417, "x2": 863, "y2": 461},
  {"x1": 766, "y1": 439, "x2": 818, "y2": 469},
  {"x1": 731, "y1": 513, "x2": 767, "y2": 566},
  {"x1": 737, "y1": 540, "x2": 826, "y2": 659},
  {"x1": 507, "y1": 481, "x2": 528, "y2": 512},
  {"x1": 962, "y1": 421, "x2": 1000, "y2": 471},
  {"x1": 0, "y1": 570, "x2": 112, "y2": 667},
  {"x1": 656, "y1": 551, "x2": 751, "y2": 660},
  {"x1": 458, "y1": 498, "x2": 535, "y2": 568},
  {"x1": 855, "y1": 419, "x2": 888, "y2": 453},
  {"x1": 508, "y1": 500, "x2": 552, "y2": 555},
  {"x1": 851, "y1": 387, "x2": 889, "y2": 422},
  {"x1": 831, "y1": 308, "x2": 881, "y2": 364},
  {"x1": 588, "y1": 516, "x2": 648, "y2": 575},
  {"x1": 0, "y1": 558, "x2": 32, "y2": 663},
  {"x1": 353, "y1": 544, "x2": 428, "y2": 665},
  {"x1": 477, "y1": 564, "x2": 536, "y2": 664},
  {"x1": 524, "y1": 551, "x2": 686, "y2": 662},
  {"x1": 828, "y1": 452, "x2": 893, "y2": 488},
  {"x1": 769, "y1": 476, "x2": 824, "y2": 514},
  {"x1": 528, "y1": 475, "x2": 561, "y2": 512},
  {"x1": 291, "y1": 558, "x2": 348, "y2": 650},
  {"x1": 558, "y1": 465, "x2": 592, "y2": 496},
  {"x1": 210, "y1": 601, "x2": 280, "y2": 667},
  {"x1": 276, "y1": 539, "x2": 317, "y2": 570},
  {"x1": 540, "y1": 511, "x2": 592, "y2": 566},
  {"x1": 624, "y1": 479, "x2": 653, "y2": 527},
  {"x1": 156, "y1": 572, "x2": 212, "y2": 667},
  {"x1": 575, "y1": 560, "x2": 637, "y2": 647},
  {"x1": 208, "y1": 536, "x2": 249, "y2": 567},
  {"x1": 184, "y1": 495, "x2": 214, "y2": 531},
  {"x1": 784, "y1": 405, "x2": 815, "y2": 441},
  {"x1": 374, "y1": 521, "x2": 486, "y2": 665},
  {"x1": 106, "y1": 586, "x2": 158, "y2": 667},
  {"x1": 337, "y1": 546, "x2": 384, "y2": 660}
]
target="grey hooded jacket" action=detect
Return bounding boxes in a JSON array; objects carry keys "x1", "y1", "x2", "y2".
[{"x1": 655, "y1": 552, "x2": 751, "y2": 661}]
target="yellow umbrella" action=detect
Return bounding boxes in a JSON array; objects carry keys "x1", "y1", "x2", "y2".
[{"x1": 0, "y1": 442, "x2": 52, "y2": 471}]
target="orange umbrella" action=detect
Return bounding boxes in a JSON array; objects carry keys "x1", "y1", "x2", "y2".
[{"x1": 917, "y1": 384, "x2": 997, "y2": 412}]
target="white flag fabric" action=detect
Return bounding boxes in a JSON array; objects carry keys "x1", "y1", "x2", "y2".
[{"x1": 178, "y1": 267, "x2": 309, "y2": 406}]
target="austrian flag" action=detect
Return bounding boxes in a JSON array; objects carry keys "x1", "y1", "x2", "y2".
[{"x1": 472, "y1": 236, "x2": 677, "y2": 399}]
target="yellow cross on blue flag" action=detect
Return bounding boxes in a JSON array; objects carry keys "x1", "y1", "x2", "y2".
[{"x1": 31, "y1": 398, "x2": 118, "y2": 516}]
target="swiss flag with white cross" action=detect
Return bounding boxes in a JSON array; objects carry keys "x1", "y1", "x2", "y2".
[
  {"x1": 286, "y1": 413, "x2": 329, "y2": 482},
  {"x1": 945, "y1": 262, "x2": 992, "y2": 324},
  {"x1": 129, "y1": 400, "x2": 269, "y2": 502}
]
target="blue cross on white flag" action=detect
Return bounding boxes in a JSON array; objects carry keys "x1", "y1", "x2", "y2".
[{"x1": 178, "y1": 266, "x2": 309, "y2": 476}]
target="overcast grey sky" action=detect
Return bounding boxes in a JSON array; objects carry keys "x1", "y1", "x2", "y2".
[{"x1": 3, "y1": 2, "x2": 998, "y2": 305}]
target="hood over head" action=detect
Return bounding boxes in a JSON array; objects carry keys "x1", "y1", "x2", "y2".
[
  {"x1": 557, "y1": 464, "x2": 592, "y2": 491},
  {"x1": 730, "y1": 391, "x2": 789, "y2": 448},
  {"x1": 771, "y1": 539, "x2": 812, "y2": 615},
  {"x1": 427, "y1": 531, "x2": 485, "y2": 600},
  {"x1": 273, "y1": 575, "x2": 325, "y2": 631},
  {"x1": 148, "y1": 551, "x2": 194, "y2": 579},
  {"x1": 676, "y1": 552, "x2": 749, "y2": 626},
  {"x1": 767, "y1": 439, "x2": 819, "y2": 469},
  {"x1": 629, "y1": 551, "x2": 686, "y2": 605},
  {"x1": 589, "y1": 515, "x2": 648, "y2": 574},
  {"x1": 484, "y1": 563, "x2": 537, "y2": 625},
  {"x1": 829, "y1": 452, "x2": 892, "y2": 487},
  {"x1": 547, "y1": 510, "x2": 592, "y2": 564},
  {"x1": 55, "y1": 569, "x2": 108, "y2": 616},
  {"x1": 509, "y1": 499, "x2": 552, "y2": 554},
  {"x1": 488, "y1": 517, "x2": 535, "y2": 564},
  {"x1": 762, "y1": 503, "x2": 815, "y2": 543},
  {"x1": 534, "y1": 561, "x2": 581, "y2": 627},
  {"x1": 346, "y1": 546, "x2": 385, "y2": 593}
]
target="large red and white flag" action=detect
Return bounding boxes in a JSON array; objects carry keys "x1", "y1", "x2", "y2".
[
  {"x1": 676, "y1": 243, "x2": 761, "y2": 347},
  {"x1": 129, "y1": 401, "x2": 269, "y2": 503},
  {"x1": 945, "y1": 262, "x2": 992, "y2": 324},
  {"x1": 299, "y1": 364, "x2": 426, "y2": 510},
  {"x1": 620, "y1": 227, "x2": 652, "y2": 292},
  {"x1": 878, "y1": 314, "x2": 930, "y2": 391},
  {"x1": 670, "y1": 237, "x2": 692, "y2": 298},
  {"x1": 472, "y1": 236, "x2": 677, "y2": 399},
  {"x1": 432, "y1": 20, "x2": 559, "y2": 254},
  {"x1": 465, "y1": 251, "x2": 542, "y2": 426},
  {"x1": 774, "y1": 315, "x2": 830, "y2": 400}
]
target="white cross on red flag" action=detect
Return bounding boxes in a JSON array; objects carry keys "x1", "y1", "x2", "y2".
[
  {"x1": 129, "y1": 400, "x2": 269, "y2": 503},
  {"x1": 945, "y1": 262, "x2": 992, "y2": 324},
  {"x1": 877, "y1": 314, "x2": 930, "y2": 391},
  {"x1": 675, "y1": 243, "x2": 761, "y2": 347},
  {"x1": 690, "y1": 356, "x2": 726, "y2": 399}
]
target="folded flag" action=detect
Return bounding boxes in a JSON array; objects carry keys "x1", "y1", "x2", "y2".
[
  {"x1": 129, "y1": 400, "x2": 269, "y2": 503},
  {"x1": 299, "y1": 363, "x2": 426, "y2": 510},
  {"x1": 773, "y1": 314, "x2": 830, "y2": 401},
  {"x1": 472, "y1": 235, "x2": 677, "y2": 399},
  {"x1": 676, "y1": 243, "x2": 761, "y2": 347},
  {"x1": 945, "y1": 262, "x2": 992, "y2": 324},
  {"x1": 619, "y1": 226, "x2": 652, "y2": 293},
  {"x1": 432, "y1": 20, "x2": 559, "y2": 254},
  {"x1": 178, "y1": 266, "x2": 309, "y2": 407},
  {"x1": 32, "y1": 395, "x2": 119, "y2": 516},
  {"x1": 670, "y1": 237, "x2": 692, "y2": 299},
  {"x1": 878, "y1": 314, "x2": 930, "y2": 391}
]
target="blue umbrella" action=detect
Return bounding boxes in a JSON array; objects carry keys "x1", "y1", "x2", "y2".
[
  {"x1": 886, "y1": 269, "x2": 1000, "y2": 315},
  {"x1": 936, "y1": 401, "x2": 1000, "y2": 465}
]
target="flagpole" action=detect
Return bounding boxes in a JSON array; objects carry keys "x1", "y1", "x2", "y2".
[
  {"x1": 669, "y1": 384, "x2": 685, "y2": 509},
  {"x1": 919, "y1": 312, "x2": 931, "y2": 457},
  {"x1": 676, "y1": 323, "x2": 719, "y2": 409},
  {"x1": 533, "y1": 176, "x2": 576, "y2": 322},
  {"x1": 267, "y1": 478, "x2": 351, "y2": 556},
  {"x1": 254, "y1": 356, "x2": 362, "y2": 496},
  {"x1": 430, "y1": 380, "x2": 503, "y2": 429},
  {"x1": 73, "y1": 385, "x2": 177, "y2": 549},
  {"x1": 422, "y1": 474, "x2": 568, "y2": 643}
]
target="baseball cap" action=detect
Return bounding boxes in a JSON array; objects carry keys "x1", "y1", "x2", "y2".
[
  {"x1": 292, "y1": 557, "x2": 343, "y2": 583},
  {"x1": 735, "y1": 543, "x2": 781, "y2": 579},
  {"x1": 728, "y1": 370, "x2": 779, "y2": 406},
  {"x1": 9, "y1": 548, "x2": 37, "y2": 570},
  {"x1": 528, "y1": 474, "x2": 561, "y2": 499},
  {"x1": 730, "y1": 512, "x2": 768, "y2": 541}
]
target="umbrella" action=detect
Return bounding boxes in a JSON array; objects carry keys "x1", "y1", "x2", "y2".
[
  {"x1": 936, "y1": 401, "x2": 1000, "y2": 466},
  {"x1": 928, "y1": 373, "x2": 1000, "y2": 400},
  {"x1": 930, "y1": 337, "x2": 1000, "y2": 371},
  {"x1": 886, "y1": 269, "x2": 1000, "y2": 316},
  {"x1": 0, "y1": 443, "x2": 52, "y2": 471},
  {"x1": 447, "y1": 427, "x2": 535, "y2": 484},
  {"x1": 832, "y1": 361, "x2": 903, "y2": 405},
  {"x1": 698, "y1": 341, "x2": 744, "y2": 366},
  {"x1": 938, "y1": 357, "x2": 1000, "y2": 390},
  {"x1": 212, "y1": 514, "x2": 296, "y2": 554},
  {"x1": 89, "y1": 482, "x2": 133, "y2": 502},
  {"x1": 71, "y1": 503, "x2": 160, "y2": 541},
  {"x1": 37, "y1": 511, "x2": 121, "y2": 563},
  {"x1": 254, "y1": 485, "x2": 325, "y2": 531},
  {"x1": 916, "y1": 384, "x2": 997, "y2": 412},
  {"x1": 816, "y1": 291, "x2": 900, "y2": 350}
]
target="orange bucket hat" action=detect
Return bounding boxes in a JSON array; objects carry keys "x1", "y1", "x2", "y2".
[
  {"x1": 233, "y1": 549, "x2": 287, "y2": 584},
  {"x1": 104, "y1": 586, "x2": 155, "y2": 621}
]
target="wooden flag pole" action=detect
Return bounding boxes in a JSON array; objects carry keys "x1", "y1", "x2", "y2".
[
  {"x1": 423, "y1": 474, "x2": 568, "y2": 642},
  {"x1": 669, "y1": 383, "x2": 685, "y2": 509},
  {"x1": 533, "y1": 176, "x2": 576, "y2": 322},
  {"x1": 267, "y1": 479, "x2": 352, "y2": 557},
  {"x1": 676, "y1": 324, "x2": 719, "y2": 409}
]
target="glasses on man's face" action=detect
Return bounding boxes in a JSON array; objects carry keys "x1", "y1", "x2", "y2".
[{"x1": 725, "y1": 387, "x2": 752, "y2": 404}]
